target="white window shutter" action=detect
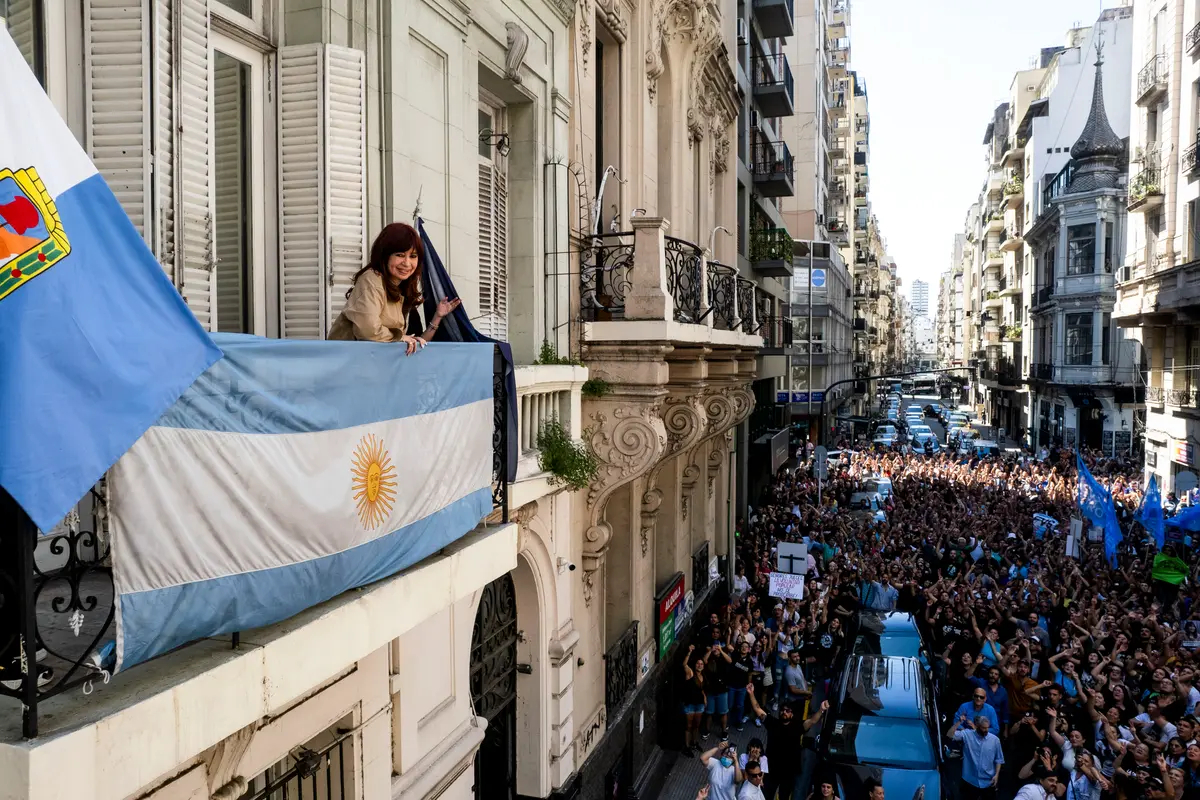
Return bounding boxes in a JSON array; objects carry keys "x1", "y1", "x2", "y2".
[
  {"x1": 153, "y1": 0, "x2": 176, "y2": 282},
  {"x1": 6, "y1": 0, "x2": 39, "y2": 74},
  {"x1": 85, "y1": 0, "x2": 151, "y2": 239},
  {"x1": 493, "y1": 170, "x2": 508, "y2": 340},
  {"x1": 213, "y1": 54, "x2": 245, "y2": 332},
  {"x1": 477, "y1": 162, "x2": 495, "y2": 337},
  {"x1": 177, "y1": 0, "x2": 212, "y2": 329},
  {"x1": 278, "y1": 44, "x2": 366, "y2": 339}
]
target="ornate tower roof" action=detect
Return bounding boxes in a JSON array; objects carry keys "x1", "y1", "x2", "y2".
[{"x1": 1066, "y1": 37, "x2": 1125, "y2": 193}]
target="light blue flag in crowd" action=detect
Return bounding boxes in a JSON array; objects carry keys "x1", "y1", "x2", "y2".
[
  {"x1": 0, "y1": 29, "x2": 221, "y2": 530},
  {"x1": 106, "y1": 335, "x2": 496, "y2": 671},
  {"x1": 1076, "y1": 451, "x2": 1123, "y2": 568},
  {"x1": 1166, "y1": 504, "x2": 1200, "y2": 533},
  {"x1": 1137, "y1": 474, "x2": 1166, "y2": 550}
]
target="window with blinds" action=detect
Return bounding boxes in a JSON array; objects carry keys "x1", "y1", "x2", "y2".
[
  {"x1": 2, "y1": 0, "x2": 43, "y2": 84},
  {"x1": 477, "y1": 102, "x2": 509, "y2": 340}
]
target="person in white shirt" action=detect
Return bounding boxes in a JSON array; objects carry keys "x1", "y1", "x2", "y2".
[
  {"x1": 700, "y1": 741, "x2": 743, "y2": 800},
  {"x1": 738, "y1": 739, "x2": 769, "y2": 775},
  {"x1": 1015, "y1": 765, "x2": 1059, "y2": 800},
  {"x1": 737, "y1": 760, "x2": 766, "y2": 800}
]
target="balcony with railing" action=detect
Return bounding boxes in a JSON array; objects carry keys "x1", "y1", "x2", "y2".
[
  {"x1": 1001, "y1": 222, "x2": 1023, "y2": 251},
  {"x1": 979, "y1": 356, "x2": 1019, "y2": 386},
  {"x1": 752, "y1": 54, "x2": 795, "y2": 119},
  {"x1": 0, "y1": 343, "x2": 517, "y2": 752},
  {"x1": 1166, "y1": 388, "x2": 1200, "y2": 410},
  {"x1": 579, "y1": 220, "x2": 765, "y2": 347},
  {"x1": 750, "y1": 227, "x2": 794, "y2": 277},
  {"x1": 752, "y1": 138, "x2": 795, "y2": 197},
  {"x1": 759, "y1": 315, "x2": 794, "y2": 353},
  {"x1": 1030, "y1": 362, "x2": 1054, "y2": 382},
  {"x1": 753, "y1": 0, "x2": 794, "y2": 39},
  {"x1": 1189, "y1": 21, "x2": 1200, "y2": 54},
  {"x1": 1128, "y1": 162, "x2": 1164, "y2": 212},
  {"x1": 1184, "y1": 137, "x2": 1200, "y2": 175},
  {"x1": 1054, "y1": 270, "x2": 1115, "y2": 298},
  {"x1": 604, "y1": 621, "x2": 639, "y2": 715},
  {"x1": 1136, "y1": 53, "x2": 1168, "y2": 106}
]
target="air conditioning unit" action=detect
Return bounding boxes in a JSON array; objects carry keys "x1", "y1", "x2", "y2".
[
  {"x1": 736, "y1": 18, "x2": 748, "y2": 44},
  {"x1": 749, "y1": 110, "x2": 760, "y2": 128}
]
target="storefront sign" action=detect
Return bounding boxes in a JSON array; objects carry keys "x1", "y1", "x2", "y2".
[
  {"x1": 792, "y1": 392, "x2": 809, "y2": 403},
  {"x1": 776, "y1": 391, "x2": 790, "y2": 404},
  {"x1": 656, "y1": 572, "x2": 685, "y2": 660},
  {"x1": 1174, "y1": 440, "x2": 1194, "y2": 467},
  {"x1": 811, "y1": 392, "x2": 825, "y2": 402}
]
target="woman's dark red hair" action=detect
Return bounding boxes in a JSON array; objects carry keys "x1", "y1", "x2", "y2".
[{"x1": 349, "y1": 222, "x2": 425, "y2": 312}]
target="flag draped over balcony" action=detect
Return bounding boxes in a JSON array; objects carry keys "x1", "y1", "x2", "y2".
[
  {"x1": 0, "y1": 29, "x2": 221, "y2": 530},
  {"x1": 416, "y1": 217, "x2": 517, "y2": 482},
  {"x1": 1075, "y1": 451, "x2": 1122, "y2": 568},
  {"x1": 107, "y1": 334, "x2": 496, "y2": 670},
  {"x1": 1136, "y1": 474, "x2": 1165, "y2": 550}
]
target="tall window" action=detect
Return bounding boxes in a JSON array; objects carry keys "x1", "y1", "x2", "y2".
[
  {"x1": 1067, "y1": 224, "x2": 1095, "y2": 276},
  {"x1": 1102, "y1": 312, "x2": 1112, "y2": 365},
  {"x1": 1103, "y1": 221, "x2": 1113, "y2": 272},
  {"x1": 214, "y1": 52, "x2": 252, "y2": 333},
  {"x1": 478, "y1": 98, "x2": 509, "y2": 340},
  {"x1": 1066, "y1": 312, "x2": 1093, "y2": 366},
  {"x1": 1, "y1": 0, "x2": 43, "y2": 84}
]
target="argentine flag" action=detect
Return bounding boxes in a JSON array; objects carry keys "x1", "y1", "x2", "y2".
[
  {"x1": 108, "y1": 336, "x2": 495, "y2": 670},
  {"x1": 0, "y1": 29, "x2": 220, "y2": 530}
]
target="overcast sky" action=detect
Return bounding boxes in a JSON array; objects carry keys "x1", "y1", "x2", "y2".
[{"x1": 849, "y1": 0, "x2": 1118, "y2": 317}]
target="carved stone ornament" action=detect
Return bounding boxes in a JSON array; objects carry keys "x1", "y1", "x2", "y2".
[
  {"x1": 505, "y1": 23, "x2": 530, "y2": 84},
  {"x1": 640, "y1": 477, "x2": 663, "y2": 557},
  {"x1": 596, "y1": 0, "x2": 627, "y2": 43},
  {"x1": 663, "y1": 392, "x2": 707, "y2": 454},
  {"x1": 731, "y1": 384, "x2": 755, "y2": 427},
  {"x1": 646, "y1": 0, "x2": 721, "y2": 104},
  {"x1": 701, "y1": 388, "x2": 735, "y2": 440},
  {"x1": 580, "y1": 0, "x2": 593, "y2": 76},
  {"x1": 707, "y1": 435, "x2": 728, "y2": 498},
  {"x1": 680, "y1": 460, "x2": 702, "y2": 521},
  {"x1": 582, "y1": 402, "x2": 667, "y2": 605}
]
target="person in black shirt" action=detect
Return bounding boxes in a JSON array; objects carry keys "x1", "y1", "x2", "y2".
[
  {"x1": 704, "y1": 642, "x2": 733, "y2": 739},
  {"x1": 730, "y1": 640, "x2": 755, "y2": 731},
  {"x1": 746, "y1": 686, "x2": 828, "y2": 800}
]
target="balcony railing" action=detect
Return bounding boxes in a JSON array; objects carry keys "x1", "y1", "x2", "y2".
[
  {"x1": 1189, "y1": 21, "x2": 1200, "y2": 54},
  {"x1": 749, "y1": 227, "x2": 794, "y2": 275},
  {"x1": 1030, "y1": 363, "x2": 1054, "y2": 381},
  {"x1": 1129, "y1": 165, "x2": 1163, "y2": 210},
  {"x1": 665, "y1": 236, "x2": 704, "y2": 324},
  {"x1": 580, "y1": 232, "x2": 635, "y2": 321},
  {"x1": 1184, "y1": 138, "x2": 1200, "y2": 174},
  {"x1": 752, "y1": 0, "x2": 794, "y2": 39},
  {"x1": 1167, "y1": 388, "x2": 1200, "y2": 409},
  {"x1": 604, "y1": 621, "x2": 639, "y2": 715},
  {"x1": 738, "y1": 278, "x2": 758, "y2": 335},
  {"x1": 761, "y1": 315, "x2": 794, "y2": 350},
  {"x1": 1146, "y1": 386, "x2": 1165, "y2": 404},
  {"x1": 752, "y1": 54, "x2": 795, "y2": 118},
  {"x1": 1043, "y1": 160, "x2": 1075, "y2": 209},
  {"x1": 707, "y1": 261, "x2": 739, "y2": 331},
  {"x1": 751, "y1": 139, "x2": 795, "y2": 196},
  {"x1": 692, "y1": 540, "x2": 711, "y2": 596},
  {"x1": 1137, "y1": 53, "x2": 1168, "y2": 104},
  {"x1": 0, "y1": 345, "x2": 513, "y2": 739}
]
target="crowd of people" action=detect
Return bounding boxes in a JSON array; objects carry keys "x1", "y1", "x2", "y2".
[{"x1": 684, "y1": 412, "x2": 1200, "y2": 800}]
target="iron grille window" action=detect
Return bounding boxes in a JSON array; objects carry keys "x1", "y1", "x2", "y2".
[
  {"x1": 1066, "y1": 224, "x2": 1095, "y2": 276},
  {"x1": 1066, "y1": 312, "x2": 1093, "y2": 366}
]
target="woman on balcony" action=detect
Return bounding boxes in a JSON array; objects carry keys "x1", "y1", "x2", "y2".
[{"x1": 329, "y1": 223, "x2": 461, "y2": 350}]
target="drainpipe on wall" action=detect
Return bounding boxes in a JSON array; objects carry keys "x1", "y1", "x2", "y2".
[{"x1": 1165, "y1": 0, "x2": 1186, "y2": 270}]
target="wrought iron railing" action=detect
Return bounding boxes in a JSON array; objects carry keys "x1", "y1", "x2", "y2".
[
  {"x1": 665, "y1": 236, "x2": 704, "y2": 324},
  {"x1": 604, "y1": 621, "x2": 639, "y2": 715},
  {"x1": 737, "y1": 278, "x2": 757, "y2": 334},
  {"x1": 761, "y1": 316, "x2": 793, "y2": 349},
  {"x1": 1137, "y1": 53, "x2": 1167, "y2": 99},
  {"x1": 1184, "y1": 139, "x2": 1200, "y2": 174},
  {"x1": 243, "y1": 730, "x2": 352, "y2": 800},
  {"x1": 0, "y1": 348, "x2": 514, "y2": 739},
  {"x1": 752, "y1": 54, "x2": 794, "y2": 104},
  {"x1": 707, "y1": 261, "x2": 738, "y2": 330},
  {"x1": 1167, "y1": 388, "x2": 1199, "y2": 408},
  {"x1": 1146, "y1": 386, "x2": 1165, "y2": 404},
  {"x1": 749, "y1": 227, "x2": 793, "y2": 263},
  {"x1": 1043, "y1": 160, "x2": 1075, "y2": 209},
  {"x1": 692, "y1": 541, "x2": 711, "y2": 597},
  {"x1": 580, "y1": 232, "x2": 635, "y2": 320},
  {"x1": 1035, "y1": 285, "x2": 1053, "y2": 306},
  {"x1": 1188, "y1": 21, "x2": 1200, "y2": 53},
  {"x1": 751, "y1": 139, "x2": 794, "y2": 182},
  {"x1": 755, "y1": 288, "x2": 772, "y2": 335},
  {"x1": 1030, "y1": 363, "x2": 1054, "y2": 381}
]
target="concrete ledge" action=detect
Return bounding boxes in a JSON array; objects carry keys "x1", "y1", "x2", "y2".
[
  {"x1": 0, "y1": 524, "x2": 518, "y2": 800},
  {"x1": 583, "y1": 320, "x2": 763, "y2": 349}
]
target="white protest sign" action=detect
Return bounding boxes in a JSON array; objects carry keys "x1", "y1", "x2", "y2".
[
  {"x1": 768, "y1": 572, "x2": 805, "y2": 600},
  {"x1": 777, "y1": 542, "x2": 808, "y2": 574},
  {"x1": 1065, "y1": 526, "x2": 1082, "y2": 560}
]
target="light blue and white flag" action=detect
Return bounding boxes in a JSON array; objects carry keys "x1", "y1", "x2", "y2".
[
  {"x1": 108, "y1": 335, "x2": 495, "y2": 670},
  {"x1": 0, "y1": 29, "x2": 220, "y2": 530}
]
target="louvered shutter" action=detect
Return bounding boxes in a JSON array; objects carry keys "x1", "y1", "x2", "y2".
[
  {"x1": 85, "y1": 0, "x2": 151, "y2": 238},
  {"x1": 153, "y1": 0, "x2": 176, "y2": 281},
  {"x1": 5, "y1": 0, "x2": 39, "y2": 76},
  {"x1": 278, "y1": 44, "x2": 366, "y2": 339},
  {"x1": 213, "y1": 54, "x2": 245, "y2": 332},
  {"x1": 177, "y1": 0, "x2": 213, "y2": 329},
  {"x1": 477, "y1": 163, "x2": 495, "y2": 337},
  {"x1": 492, "y1": 171, "x2": 508, "y2": 340}
]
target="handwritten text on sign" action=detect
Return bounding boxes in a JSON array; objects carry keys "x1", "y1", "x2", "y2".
[{"x1": 768, "y1": 572, "x2": 805, "y2": 600}]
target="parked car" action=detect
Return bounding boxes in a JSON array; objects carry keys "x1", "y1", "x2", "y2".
[
  {"x1": 905, "y1": 405, "x2": 923, "y2": 416},
  {"x1": 924, "y1": 403, "x2": 944, "y2": 418},
  {"x1": 818, "y1": 655, "x2": 942, "y2": 800},
  {"x1": 873, "y1": 425, "x2": 899, "y2": 445}
]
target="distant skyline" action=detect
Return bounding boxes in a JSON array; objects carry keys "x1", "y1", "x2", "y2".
[{"x1": 850, "y1": 0, "x2": 1116, "y2": 296}]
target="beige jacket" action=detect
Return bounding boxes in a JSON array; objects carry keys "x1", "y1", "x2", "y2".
[{"x1": 328, "y1": 269, "x2": 420, "y2": 342}]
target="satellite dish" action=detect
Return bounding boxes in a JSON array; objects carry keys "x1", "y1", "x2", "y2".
[{"x1": 1177, "y1": 472, "x2": 1199, "y2": 495}]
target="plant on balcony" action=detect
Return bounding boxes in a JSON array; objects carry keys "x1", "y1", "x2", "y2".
[
  {"x1": 1004, "y1": 325, "x2": 1022, "y2": 340},
  {"x1": 987, "y1": 250, "x2": 1002, "y2": 260},
  {"x1": 1130, "y1": 173, "x2": 1161, "y2": 203},
  {"x1": 1003, "y1": 175, "x2": 1024, "y2": 196},
  {"x1": 535, "y1": 340, "x2": 581, "y2": 366},
  {"x1": 537, "y1": 417, "x2": 599, "y2": 490},
  {"x1": 985, "y1": 291, "x2": 999, "y2": 300},
  {"x1": 581, "y1": 377, "x2": 612, "y2": 399}
]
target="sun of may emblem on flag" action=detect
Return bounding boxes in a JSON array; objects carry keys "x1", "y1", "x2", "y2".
[
  {"x1": 0, "y1": 166, "x2": 70, "y2": 301},
  {"x1": 351, "y1": 433, "x2": 397, "y2": 529}
]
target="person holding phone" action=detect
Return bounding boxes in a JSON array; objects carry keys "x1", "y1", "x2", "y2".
[{"x1": 700, "y1": 740, "x2": 743, "y2": 800}]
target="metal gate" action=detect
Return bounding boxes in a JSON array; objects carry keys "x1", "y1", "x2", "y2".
[
  {"x1": 241, "y1": 730, "x2": 352, "y2": 800},
  {"x1": 470, "y1": 573, "x2": 518, "y2": 800}
]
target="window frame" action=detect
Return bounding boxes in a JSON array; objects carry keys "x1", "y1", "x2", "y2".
[
  {"x1": 1065, "y1": 311, "x2": 1093, "y2": 367},
  {"x1": 1066, "y1": 223, "x2": 1096, "y2": 276}
]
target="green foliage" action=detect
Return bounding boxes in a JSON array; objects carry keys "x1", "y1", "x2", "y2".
[
  {"x1": 581, "y1": 377, "x2": 612, "y2": 399},
  {"x1": 535, "y1": 341, "x2": 580, "y2": 366},
  {"x1": 537, "y1": 417, "x2": 599, "y2": 490}
]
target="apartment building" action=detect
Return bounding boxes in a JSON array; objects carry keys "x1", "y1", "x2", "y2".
[
  {"x1": 0, "y1": 0, "x2": 765, "y2": 798},
  {"x1": 1024, "y1": 11, "x2": 1138, "y2": 453},
  {"x1": 1116, "y1": 0, "x2": 1200, "y2": 489},
  {"x1": 911, "y1": 279, "x2": 929, "y2": 317}
]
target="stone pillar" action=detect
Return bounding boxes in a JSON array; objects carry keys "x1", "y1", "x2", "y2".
[
  {"x1": 628, "y1": 216, "x2": 672, "y2": 320},
  {"x1": 1094, "y1": 214, "x2": 1106, "y2": 277},
  {"x1": 1092, "y1": 311, "x2": 1103, "y2": 368}
]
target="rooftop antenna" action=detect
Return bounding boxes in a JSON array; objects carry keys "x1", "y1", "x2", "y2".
[{"x1": 412, "y1": 186, "x2": 423, "y2": 221}]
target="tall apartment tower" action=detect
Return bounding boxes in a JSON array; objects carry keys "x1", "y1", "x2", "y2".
[{"x1": 911, "y1": 279, "x2": 930, "y2": 317}]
